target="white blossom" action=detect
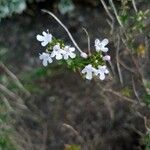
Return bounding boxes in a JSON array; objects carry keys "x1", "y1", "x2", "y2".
[
  {"x1": 80, "y1": 52, "x2": 88, "y2": 58},
  {"x1": 103, "y1": 55, "x2": 111, "y2": 61},
  {"x1": 39, "y1": 52, "x2": 53, "y2": 67},
  {"x1": 36, "y1": 31, "x2": 52, "y2": 47},
  {"x1": 63, "y1": 46, "x2": 76, "y2": 60},
  {"x1": 51, "y1": 44, "x2": 66, "y2": 60},
  {"x1": 95, "y1": 65, "x2": 109, "y2": 80},
  {"x1": 95, "y1": 38, "x2": 109, "y2": 52},
  {"x1": 81, "y1": 64, "x2": 96, "y2": 80}
]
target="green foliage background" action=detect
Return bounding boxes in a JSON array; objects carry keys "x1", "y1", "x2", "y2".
[{"x1": 0, "y1": 0, "x2": 46, "y2": 20}]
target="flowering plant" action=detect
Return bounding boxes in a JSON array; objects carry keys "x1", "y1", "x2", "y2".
[{"x1": 36, "y1": 30, "x2": 111, "y2": 81}]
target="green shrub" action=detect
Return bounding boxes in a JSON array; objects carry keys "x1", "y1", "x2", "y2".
[
  {"x1": 0, "y1": 0, "x2": 46, "y2": 20},
  {"x1": 0, "y1": 0, "x2": 26, "y2": 19},
  {"x1": 0, "y1": 96, "x2": 16, "y2": 150},
  {"x1": 142, "y1": 133, "x2": 150, "y2": 150}
]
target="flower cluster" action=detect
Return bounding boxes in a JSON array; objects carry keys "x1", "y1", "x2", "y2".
[
  {"x1": 36, "y1": 30, "x2": 111, "y2": 81},
  {"x1": 37, "y1": 31, "x2": 76, "y2": 66}
]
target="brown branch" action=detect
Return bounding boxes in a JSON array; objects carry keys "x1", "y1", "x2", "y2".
[
  {"x1": 116, "y1": 34, "x2": 123, "y2": 85},
  {"x1": 0, "y1": 83, "x2": 27, "y2": 110},
  {"x1": 0, "y1": 62, "x2": 30, "y2": 97},
  {"x1": 132, "y1": 77, "x2": 141, "y2": 102},
  {"x1": 118, "y1": 58, "x2": 135, "y2": 74}
]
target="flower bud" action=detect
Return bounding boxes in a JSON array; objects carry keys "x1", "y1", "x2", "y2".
[
  {"x1": 103, "y1": 55, "x2": 111, "y2": 61},
  {"x1": 80, "y1": 52, "x2": 88, "y2": 58}
]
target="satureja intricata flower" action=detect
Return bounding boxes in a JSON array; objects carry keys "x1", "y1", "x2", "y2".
[
  {"x1": 95, "y1": 65, "x2": 109, "y2": 80},
  {"x1": 63, "y1": 46, "x2": 76, "y2": 60},
  {"x1": 95, "y1": 38, "x2": 109, "y2": 52},
  {"x1": 81, "y1": 64, "x2": 96, "y2": 80},
  {"x1": 36, "y1": 29, "x2": 111, "y2": 81},
  {"x1": 103, "y1": 55, "x2": 111, "y2": 61},
  {"x1": 36, "y1": 31, "x2": 52, "y2": 46},
  {"x1": 39, "y1": 52, "x2": 53, "y2": 66},
  {"x1": 51, "y1": 44, "x2": 66, "y2": 60}
]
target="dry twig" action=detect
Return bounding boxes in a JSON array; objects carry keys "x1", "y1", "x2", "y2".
[
  {"x1": 42, "y1": 9, "x2": 85, "y2": 55},
  {"x1": 0, "y1": 62, "x2": 30, "y2": 97}
]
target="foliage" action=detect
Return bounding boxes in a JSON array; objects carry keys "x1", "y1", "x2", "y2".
[
  {"x1": 37, "y1": 30, "x2": 110, "y2": 80},
  {"x1": 0, "y1": 0, "x2": 47, "y2": 20},
  {"x1": 100, "y1": 1, "x2": 150, "y2": 149},
  {"x1": 0, "y1": 0, "x2": 26, "y2": 19},
  {"x1": 0, "y1": 96, "x2": 16, "y2": 150},
  {"x1": 58, "y1": 0, "x2": 75, "y2": 15},
  {"x1": 142, "y1": 133, "x2": 150, "y2": 150},
  {"x1": 110, "y1": 0, "x2": 149, "y2": 54},
  {"x1": 64, "y1": 144, "x2": 81, "y2": 150},
  {"x1": 143, "y1": 94, "x2": 150, "y2": 108}
]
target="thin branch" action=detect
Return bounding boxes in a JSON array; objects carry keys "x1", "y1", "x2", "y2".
[
  {"x1": 41, "y1": 123, "x2": 48, "y2": 150},
  {"x1": 100, "y1": 0, "x2": 114, "y2": 21},
  {"x1": 62, "y1": 123, "x2": 85, "y2": 144},
  {"x1": 0, "y1": 62, "x2": 30, "y2": 97},
  {"x1": 118, "y1": 58, "x2": 135, "y2": 74},
  {"x1": 106, "y1": 19, "x2": 114, "y2": 34},
  {"x1": 101, "y1": 94, "x2": 114, "y2": 119},
  {"x1": 144, "y1": 116, "x2": 150, "y2": 133},
  {"x1": 1, "y1": 95, "x2": 14, "y2": 111},
  {"x1": 116, "y1": 35, "x2": 123, "y2": 85},
  {"x1": 124, "y1": 123, "x2": 144, "y2": 136},
  {"x1": 136, "y1": 112, "x2": 150, "y2": 133},
  {"x1": 109, "y1": 0, "x2": 123, "y2": 27},
  {"x1": 102, "y1": 88, "x2": 136, "y2": 103},
  {"x1": 108, "y1": 61, "x2": 116, "y2": 77},
  {"x1": 132, "y1": 77, "x2": 141, "y2": 102},
  {"x1": 82, "y1": 27, "x2": 91, "y2": 56},
  {"x1": 96, "y1": 81, "x2": 138, "y2": 104},
  {"x1": 42, "y1": 9, "x2": 84, "y2": 54},
  {"x1": 131, "y1": 0, "x2": 138, "y2": 13},
  {"x1": 0, "y1": 83, "x2": 27, "y2": 110}
]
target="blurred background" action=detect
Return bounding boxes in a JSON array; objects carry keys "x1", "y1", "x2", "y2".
[{"x1": 0, "y1": 0, "x2": 150, "y2": 150}]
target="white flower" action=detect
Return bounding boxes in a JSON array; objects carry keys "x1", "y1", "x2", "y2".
[
  {"x1": 95, "y1": 65, "x2": 109, "y2": 80},
  {"x1": 39, "y1": 52, "x2": 53, "y2": 66},
  {"x1": 63, "y1": 46, "x2": 76, "y2": 60},
  {"x1": 51, "y1": 44, "x2": 66, "y2": 60},
  {"x1": 103, "y1": 55, "x2": 111, "y2": 61},
  {"x1": 80, "y1": 52, "x2": 88, "y2": 58},
  {"x1": 81, "y1": 64, "x2": 96, "y2": 80},
  {"x1": 36, "y1": 31, "x2": 52, "y2": 47},
  {"x1": 95, "y1": 38, "x2": 109, "y2": 52}
]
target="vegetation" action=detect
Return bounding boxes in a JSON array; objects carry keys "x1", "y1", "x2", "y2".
[{"x1": 0, "y1": 0, "x2": 149, "y2": 149}]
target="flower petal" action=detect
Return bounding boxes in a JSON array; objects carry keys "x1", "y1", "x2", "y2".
[
  {"x1": 56, "y1": 54, "x2": 63, "y2": 60},
  {"x1": 39, "y1": 54, "x2": 44, "y2": 60},
  {"x1": 70, "y1": 53, "x2": 76, "y2": 59},
  {"x1": 101, "y1": 38, "x2": 109, "y2": 46},
  {"x1": 42, "y1": 31, "x2": 47, "y2": 36},
  {"x1": 51, "y1": 51, "x2": 55, "y2": 57},
  {"x1": 99, "y1": 73, "x2": 105, "y2": 80},
  {"x1": 41, "y1": 41, "x2": 48, "y2": 47},
  {"x1": 101, "y1": 47, "x2": 108, "y2": 52},
  {"x1": 86, "y1": 72, "x2": 92, "y2": 80},
  {"x1": 81, "y1": 68, "x2": 86, "y2": 74},
  {"x1": 64, "y1": 54, "x2": 68, "y2": 60},
  {"x1": 105, "y1": 69, "x2": 109, "y2": 74},
  {"x1": 69, "y1": 47, "x2": 75, "y2": 52},
  {"x1": 95, "y1": 39, "x2": 100, "y2": 45},
  {"x1": 103, "y1": 55, "x2": 110, "y2": 61},
  {"x1": 36, "y1": 35, "x2": 44, "y2": 41},
  {"x1": 48, "y1": 57, "x2": 53, "y2": 63},
  {"x1": 42, "y1": 59, "x2": 48, "y2": 67}
]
